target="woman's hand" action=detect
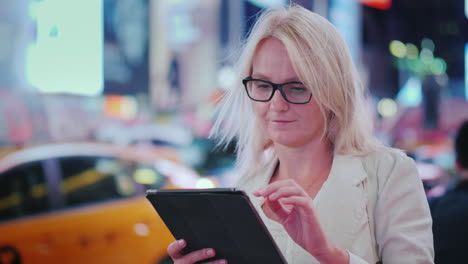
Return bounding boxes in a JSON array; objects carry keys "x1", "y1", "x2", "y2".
[
  {"x1": 254, "y1": 179, "x2": 348, "y2": 264},
  {"x1": 167, "y1": 239, "x2": 227, "y2": 264}
]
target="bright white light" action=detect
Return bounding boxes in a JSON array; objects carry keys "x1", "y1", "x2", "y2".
[
  {"x1": 154, "y1": 160, "x2": 199, "y2": 188},
  {"x1": 396, "y1": 77, "x2": 422, "y2": 107},
  {"x1": 26, "y1": 0, "x2": 103, "y2": 96},
  {"x1": 196, "y1": 178, "x2": 216, "y2": 189},
  {"x1": 377, "y1": 98, "x2": 398, "y2": 117},
  {"x1": 217, "y1": 66, "x2": 237, "y2": 90},
  {"x1": 134, "y1": 223, "x2": 150, "y2": 236}
]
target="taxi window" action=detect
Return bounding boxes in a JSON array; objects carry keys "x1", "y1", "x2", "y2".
[
  {"x1": 0, "y1": 161, "x2": 48, "y2": 221},
  {"x1": 58, "y1": 156, "x2": 138, "y2": 207}
]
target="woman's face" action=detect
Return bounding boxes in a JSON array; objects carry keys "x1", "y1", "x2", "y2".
[{"x1": 250, "y1": 37, "x2": 326, "y2": 148}]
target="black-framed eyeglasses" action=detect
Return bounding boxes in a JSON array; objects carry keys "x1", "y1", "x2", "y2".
[{"x1": 242, "y1": 77, "x2": 312, "y2": 104}]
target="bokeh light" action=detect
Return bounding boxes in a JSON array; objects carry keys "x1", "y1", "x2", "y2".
[
  {"x1": 133, "y1": 168, "x2": 158, "y2": 185},
  {"x1": 420, "y1": 48, "x2": 434, "y2": 65},
  {"x1": 431, "y1": 58, "x2": 447, "y2": 75},
  {"x1": 389, "y1": 40, "x2": 406, "y2": 58},
  {"x1": 421, "y1": 38, "x2": 435, "y2": 52},
  {"x1": 217, "y1": 65, "x2": 237, "y2": 90},
  {"x1": 377, "y1": 98, "x2": 398, "y2": 117},
  {"x1": 406, "y1": 43, "x2": 419, "y2": 60},
  {"x1": 196, "y1": 177, "x2": 216, "y2": 188}
]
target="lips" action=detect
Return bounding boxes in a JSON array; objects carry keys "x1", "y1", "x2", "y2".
[{"x1": 272, "y1": 120, "x2": 294, "y2": 124}]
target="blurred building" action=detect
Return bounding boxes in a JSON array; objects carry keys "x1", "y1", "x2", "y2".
[{"x1": 0, "y1": 0, "x2": 466, "y2": 153}]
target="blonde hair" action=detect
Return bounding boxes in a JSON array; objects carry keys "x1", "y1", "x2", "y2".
[{"x1": 210, "y1": 5, "x2": 383, "y2": 176}]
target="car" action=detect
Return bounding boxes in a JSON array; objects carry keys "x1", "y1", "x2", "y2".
[
  {"x1": 0, "y1": 142, "x2": 215, "y2": 264},
  {"x1": 0, "y1": 145, "x2": 19, "y2": 159}
]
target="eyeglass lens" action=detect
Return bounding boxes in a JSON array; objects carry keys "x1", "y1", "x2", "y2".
[{"x1": 246, "y1": 80, "x2": 310, "y2": 103}]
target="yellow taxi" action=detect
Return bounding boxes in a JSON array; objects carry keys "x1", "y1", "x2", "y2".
[{"x1": 0, "y1": 142, "x2": 214, "y2": 264}]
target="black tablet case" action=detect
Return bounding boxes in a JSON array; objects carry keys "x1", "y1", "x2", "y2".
[{"x1": 146, "y1": 188, "x2": 287, "y2": 264}]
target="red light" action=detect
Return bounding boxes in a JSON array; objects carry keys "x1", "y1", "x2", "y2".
[{"x1": 360, "y1": 0, "x2": 391, "y2": 10}]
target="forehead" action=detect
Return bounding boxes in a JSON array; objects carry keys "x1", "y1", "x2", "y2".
[
  {"x1": 251, "y1": 37, "x2": 299, "y2": 82},
  {"x1": 253, "y1": 38, "x2": 290, "y2": 65}
]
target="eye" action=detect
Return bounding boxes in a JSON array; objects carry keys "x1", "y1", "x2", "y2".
[
  {"x1": 291, "y1": 87, "x2": 306, "y2": 92},
  {"x1": 257, "y1": 84, "x2": 270, "y2": 89},
  {"x1": 286, "y1": 84, "x2": 307, "y2": 94},
  {"x1": 252, "y1": 81, "x2": 271, "y2": 90}
]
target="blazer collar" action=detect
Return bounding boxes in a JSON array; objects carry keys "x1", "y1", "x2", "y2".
[
  {"x1": 331, "y1": 154, "x2": 368, "y2": 186},
  {"x1": 314, "y1": 154, "x2": 370, "y2": 250}
]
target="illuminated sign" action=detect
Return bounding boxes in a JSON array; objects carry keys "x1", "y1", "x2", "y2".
[
  {"x1": 26, "y1": 0, "x2": 103, "y2": 96},
  {"x1": 466, "y1": 0, "x2": 468, "y2": 19},
  {"x1": 359, "y1": 0, "x2": 392, "y2": 10},
  {"x1": 465, "y1": 43, "x2": 468, "y2": 100},
  {"x1": 247, "y1": 0, "x2": 287, "y2": 8}
]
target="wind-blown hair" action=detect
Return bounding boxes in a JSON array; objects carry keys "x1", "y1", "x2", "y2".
[{"x1": 210, "y1": 5, "x2": 383, "y2": 176}]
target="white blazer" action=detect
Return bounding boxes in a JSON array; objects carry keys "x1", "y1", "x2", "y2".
[{"x1": 236, "y1": 149, "x2": 434, "y2": 264}]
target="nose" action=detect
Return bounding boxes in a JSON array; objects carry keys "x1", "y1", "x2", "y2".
[{"x1": 269, "y1": 90, "x2": 289, "y2": 111}]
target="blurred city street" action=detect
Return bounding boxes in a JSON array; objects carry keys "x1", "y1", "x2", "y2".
[{"x1": 0, "y1": 0, "x2": 467, "y2": 263}]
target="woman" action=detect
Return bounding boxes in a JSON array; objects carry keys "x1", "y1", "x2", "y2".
[{"x1": 167, "y1": 5, "x2": 434, "y2": 264}]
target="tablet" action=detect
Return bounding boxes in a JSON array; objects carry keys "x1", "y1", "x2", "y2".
[{"x1": 146, "y1": 188, "x2": 287, "y2": 264}]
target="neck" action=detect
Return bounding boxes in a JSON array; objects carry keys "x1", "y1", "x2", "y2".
[{"x1": 273, "y1": 139, "x2": 333, "y2": 186}]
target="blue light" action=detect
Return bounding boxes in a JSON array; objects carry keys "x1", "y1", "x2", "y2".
[
  {"x1": 397, "y1": 77, "x2": 422, "y2": 107},
  {"x1": 466, "y1": 0, "x2": 468, "y2": 19},
  {"x1": 465, "y1": 42, "x2": 468, "y2": 100},
  {"x1": 26, "y1": 0, "x2": 103, "y2": 96},
  {"x1": 247, "y1": 0, "x2": 287, "y2": 8},
  {"x1": 329, "y1": 0, "x2": 360, "y2": 62}
]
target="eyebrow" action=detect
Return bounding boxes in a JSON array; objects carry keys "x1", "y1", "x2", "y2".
[{"x1": 250, "y1": 74, "x2": 303, "y2": 83}]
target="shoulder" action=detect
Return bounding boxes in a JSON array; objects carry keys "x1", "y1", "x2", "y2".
[
  {"x1": 365, "y1": 147, "x2": 413, "y2": 166},
  {"x1": 369, "y1": 149, "x2": 434, "y2": 261},
  {"x1": 361, "y1": 147, "x2": 420, "y2": 188},
  {"x1": 363, "y1": 147, "x2": 416, "y2": 173}
]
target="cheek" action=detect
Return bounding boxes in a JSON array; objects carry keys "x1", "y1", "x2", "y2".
[
  {"x1": 252, "y1": 102, "x2": 269, "y2": 130},
  {"x1": 252, "y1": 102, "x2": 267, "y2": 119},
  {"x1": 301, "y1": 104, "x2": 325, "y2": 127}
]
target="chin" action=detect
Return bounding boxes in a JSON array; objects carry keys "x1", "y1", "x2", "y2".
[
  {"x1": 271, "y1": 135, "x2": 303, "y2": 148},
  {"x1": 271, "y1": 131, "x2": 318, "y2": 148}
]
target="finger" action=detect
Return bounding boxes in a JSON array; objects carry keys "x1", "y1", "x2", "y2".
[
  {"x1": 267, "y1": 186, "x2": 304, "y2": 201},
  {"x1": 281, "y1": 196, "x2": 324, "y2": 232},
  {"x1": 167, "y1": 239, "x2": 186, "y2": 259},
  {"x1": 204, "y1": 259, "x2": 228, "y2": 264},
  {"x1": 265, "y1": 197, "x2": 291, "y2": 220},
  {"x1": 255, "y1": 179, "x2": 299, "y2": 197},
  {"x1": 181, "y1": 248, "x2": 216, "y2": 264},
  {"x1": 281, "y1": 196, "x2": 314, "y2": 213}
]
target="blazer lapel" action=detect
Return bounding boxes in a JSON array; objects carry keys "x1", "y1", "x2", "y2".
[{"x1": 314, "y1": 155, "x2": 369, "y2": 249}]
